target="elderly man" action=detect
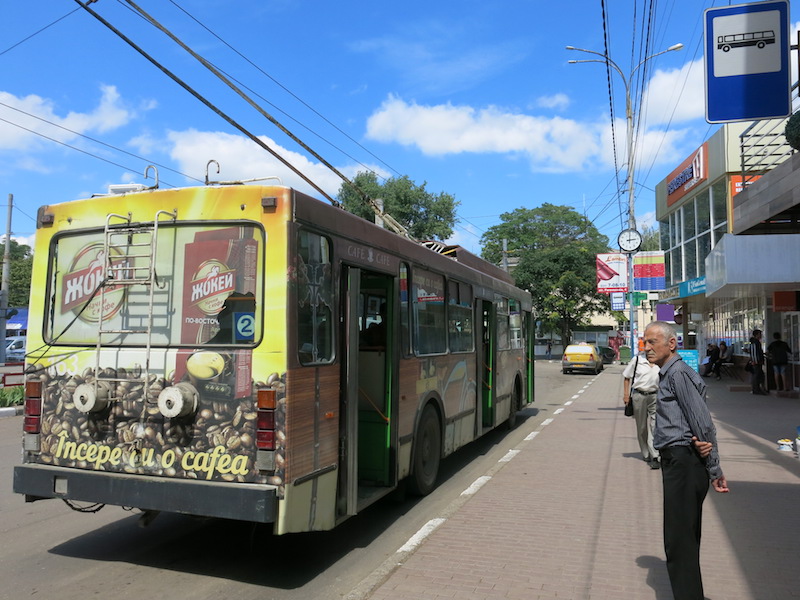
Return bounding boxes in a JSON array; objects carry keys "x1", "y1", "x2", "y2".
[{"x1": 643, "y1": 321, "x2": 729, "y2": 600}]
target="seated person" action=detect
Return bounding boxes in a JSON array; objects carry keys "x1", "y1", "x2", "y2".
[
  {"x1": 703, "y1": 343, "x2": 720, "y2": 376},
  {"x1": 712, "y1": 341, "x2": 732, "y2": 379}
]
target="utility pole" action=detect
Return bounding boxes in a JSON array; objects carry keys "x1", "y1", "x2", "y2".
[{"x1": 0, "y1": 194, "x2": 12, "y2": 362}]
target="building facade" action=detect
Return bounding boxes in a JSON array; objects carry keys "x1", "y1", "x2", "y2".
[{"x1": 655, "y1": 122, "x2": 800, "y2": 391}]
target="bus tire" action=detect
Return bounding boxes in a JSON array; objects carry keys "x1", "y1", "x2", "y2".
[
  {"x1": 408, "y1": 404, "x2": 441, "y2": 496},
  {"x1": 506, "y1": 382, "x2": 521, "y2": 430}
]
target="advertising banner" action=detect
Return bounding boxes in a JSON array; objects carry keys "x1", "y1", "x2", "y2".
[
  {"x1": 633, "y1": 251, "x2": 666, "y2": 291},
  {"x1": 596, "y1": 253, "x2": 628, "y2": 294}
]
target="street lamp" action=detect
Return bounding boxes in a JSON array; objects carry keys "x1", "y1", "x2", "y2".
[{"x1": 567, "y1": 42, "x2": 683, "y2": 352}]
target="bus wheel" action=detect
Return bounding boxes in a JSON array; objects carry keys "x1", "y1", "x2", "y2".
[
  {"x1": 409, "y1": 405, "x2": 441, "y2": 496},
  {"x1": 506, "y1": 383, "x2": 520, "y2": 430}
]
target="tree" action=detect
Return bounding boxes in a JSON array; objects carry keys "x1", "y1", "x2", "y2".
[
  {"x1": 640, "y1": 224, "x2": 660, "y2": 251},
  {"x1": 4, "y1": 239, "x2": 32, "y2": 307},
  {"x1": 480, "y1": 204, "x2": 610, "y2": 345},
  {"x1": 337, "y1": 172, "x2": 459, "y2": 241}
]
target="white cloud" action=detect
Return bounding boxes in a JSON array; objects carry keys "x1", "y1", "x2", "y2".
[
  {"x1": 165, "y1": 129, "x2": 386, "y2": 199},
  {"x1": 0, "y1": 85, "x2": 134, "y2": 152},
  {"x1": 366, "y1": 94, "x2": 691, "y2": 174},
  {"x1": 537, "y1": 93, "x2": 570, "y2": 110},
  {"x1": 641, "y1": 58, "x2": 705, "y2": 125}
]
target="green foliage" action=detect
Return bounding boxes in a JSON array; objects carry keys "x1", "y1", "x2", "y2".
[
  {"x1": 5, "y1": 239, "x2": 32, "y2": 307},
  {"x1": 480, "y1": 204, "x2": 610, "y2": 344},
  {"x1": 0, "y1": 385, "x2": 23, "y2": 407},
  {"x1": 337, "y1": 172, "x2": 459, "y2": 241},
  {"x1": 785, "y1": 111, "x2": 800, "y2": 151},
  {"x1": 638, "y1": 224, "x2": 660, "y2": 251}
]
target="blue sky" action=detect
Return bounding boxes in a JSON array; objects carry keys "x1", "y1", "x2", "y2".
[{"x1": 2, "y1": 1, "x2": 797, "y2": 253}]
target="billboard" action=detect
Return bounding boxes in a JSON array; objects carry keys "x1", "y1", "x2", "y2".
[{"x1": 596, "y1": 253, "x2": 628, "y2": 293}]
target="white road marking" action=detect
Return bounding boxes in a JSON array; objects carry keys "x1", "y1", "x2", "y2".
[
  {"x1": 525, "y1": 431, "x2": 539, "y2": 441},
  {"x1": 499, "y1": 449, "x2": 520, "y2": 463},
  {"x1": 541, "y1": 418, "x2": 554, "y2": 427},
  {"x1": 461, "y1": 475, "x2": 492, "y2": 496},
  {"x1": 554, "y1": 408, "x2": 564, "y2": 414},
  {"x1": 564, "y1": 400, "x2": 573, "y2": 406},
  {"x1": 397, "y1": 518, "x2": 446, "y2": 553}
]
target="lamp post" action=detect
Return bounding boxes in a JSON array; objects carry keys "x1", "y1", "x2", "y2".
[{"x1": 566, "y1": 42, "x2": 683, "y2": 351}]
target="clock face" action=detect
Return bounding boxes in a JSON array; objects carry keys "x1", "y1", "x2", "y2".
[{"x1": 618, "y1": 228, "x2": 642, "y2": 252}]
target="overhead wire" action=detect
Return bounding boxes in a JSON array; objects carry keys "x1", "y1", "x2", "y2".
[
  {"x1": 72, "y1": 0, "x2": 340, "y2": 206},
  {"x1": 166, "y1": 0, "x2": 403, "y2": 180},
  {"x1": 0, "y1": 116, "x2": 183, "y2": 189},
  {"x1": 0, "y1": 100, "x2": 204, "y2": 185}
]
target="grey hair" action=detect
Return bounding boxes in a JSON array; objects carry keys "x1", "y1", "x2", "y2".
[{"x1": 645, "y1": 321, "x2": 677, "y2": 342}]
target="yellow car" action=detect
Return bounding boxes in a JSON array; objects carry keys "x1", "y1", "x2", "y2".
[{"x1": 562, "y1": 343, "x2": 604, "y2": 375}]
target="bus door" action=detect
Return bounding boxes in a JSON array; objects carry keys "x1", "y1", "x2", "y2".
[
  {"x1": 479, "y1": 299, "x2": 497, "y2": 429},
  {"x1": 339, "y1": 266, "x2": 396, "y2": 518},
  {"x1": 525, "y1": 310, "x2": 535, "y2": 405}
]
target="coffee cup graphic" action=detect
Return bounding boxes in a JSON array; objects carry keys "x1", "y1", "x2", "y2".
[{"x1": 185, "y1": 350, "x2": 227, "y2": 382}]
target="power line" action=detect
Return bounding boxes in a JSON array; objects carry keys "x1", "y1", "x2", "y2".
[
  {"x1": 0, "y1": 8, "x2": 81, "y2": 57},
  {"x1": 0, "y1": 100, "x2": 204, "y2": 185},
  {"x1": 0, "y1": 116, "x2": 182, "y2": 189},
  {"x1": 166, "y1": 0, "x2": 403, "y2": 179}
]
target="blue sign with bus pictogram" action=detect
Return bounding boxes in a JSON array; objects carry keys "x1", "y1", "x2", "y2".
[{"x1": 704, "y1": 0, "x2": 791, "y2": 123}]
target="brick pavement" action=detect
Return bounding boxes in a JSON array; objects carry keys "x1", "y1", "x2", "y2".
[{"x1": 359, "y1": 364, "x2": 800, "y2": 600}]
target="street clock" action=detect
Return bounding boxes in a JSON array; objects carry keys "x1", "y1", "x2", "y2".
[{"x1": 617, "y1": 228, "x2": 642, "y2": 253}]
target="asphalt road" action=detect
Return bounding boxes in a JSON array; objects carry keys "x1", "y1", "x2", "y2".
[{"x1": 0, "y1": 360, "x2": 593, "y2": 600}]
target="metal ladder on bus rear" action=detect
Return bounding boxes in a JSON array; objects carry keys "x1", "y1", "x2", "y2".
[{"x1": 90, "y1": 210, "x2": 176, "y2": 417}]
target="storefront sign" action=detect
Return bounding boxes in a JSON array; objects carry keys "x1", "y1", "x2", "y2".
[
  {"x1": 667, "y1": 143, "x2": 708, "y2": 206},
  {"x1": 773, "y1": 290, "x2": 800, "y2": 311},
  {"x1": 679, "y1": 276, "x2": 707, "y2": 297}
]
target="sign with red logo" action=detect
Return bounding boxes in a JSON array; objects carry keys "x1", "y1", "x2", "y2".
[{"x1": 60, "y1": 243, "x2": 128, "y2": 322}]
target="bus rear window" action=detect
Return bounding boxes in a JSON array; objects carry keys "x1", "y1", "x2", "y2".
[{"x1": 46, "y1": 223, "x2": 263, "y2": 347}]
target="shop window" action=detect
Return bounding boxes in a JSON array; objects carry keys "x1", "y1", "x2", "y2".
[
  {"x1": 685, "y1": 238, "x2": 697, "y2": 280},
  {"x1": 712, "y1": 180, "x2": 728, "y2": 228},
  {"x1": 682, "y1": 199, "x2": 696, "y2": 240},
  {"x1": 659, "y1": 219, "x2": 670, "y2": 250},
  {"x1": 697, "y1": 232, "x2": 711, "y2": 276},
  {"x1": 696, "y1": 190, "x2": 710, "y2": 232}
]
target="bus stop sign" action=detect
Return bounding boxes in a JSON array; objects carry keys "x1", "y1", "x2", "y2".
[{"x1": 704, "y1": 0, "x2": 791, "y2": 123}]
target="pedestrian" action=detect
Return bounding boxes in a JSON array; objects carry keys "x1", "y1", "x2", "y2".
[
  {"x1": 546, "y1": 340, "x2": 552, "y2": 360},
  {"x1": 622, "y1": 350, "x2": 661, "y2": 469},
  {"x1": 749, "y1": 329, "x2": 767, "y2": 395},
  {"x1": 767, "y1": 332, "x2": 792, "y2": 391},
  {"x1": 643, "y1": 321, "x2": 729, "y2": 600}
]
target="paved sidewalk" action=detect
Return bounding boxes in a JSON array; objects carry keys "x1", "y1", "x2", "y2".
[{"x1": 361, "y1": 365, "x2": 800, "y2": 600}]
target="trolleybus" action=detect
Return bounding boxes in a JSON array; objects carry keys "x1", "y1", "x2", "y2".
[{"x1": 13, "y1": 180, "x2": 534, "y2": 534}]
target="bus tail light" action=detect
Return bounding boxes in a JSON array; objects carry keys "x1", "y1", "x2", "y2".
[
  {"x1": 23, "y1": 380, "x2": 43, "y2": 435},
  {"x1": 256, "y1": 388, "x2": 276, "y2": 450}
]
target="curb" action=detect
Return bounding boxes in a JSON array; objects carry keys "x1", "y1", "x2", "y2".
[{"x1": 0, "y1": 405, "x2": 23, "y2": 418}]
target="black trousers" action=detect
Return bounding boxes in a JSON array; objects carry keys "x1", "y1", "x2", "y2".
[{"x1": 660, "y1": 446, "x2": 709, "y2": 600}]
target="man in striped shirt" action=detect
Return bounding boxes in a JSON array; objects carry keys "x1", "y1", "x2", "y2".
[{"x1": 643, "y1": 321, "x2": 729, "y2": 600}]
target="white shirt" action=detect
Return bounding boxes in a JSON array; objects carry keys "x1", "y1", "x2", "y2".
[{"x1": 622, "y1": 352, "x2": 660, "y2": 393}]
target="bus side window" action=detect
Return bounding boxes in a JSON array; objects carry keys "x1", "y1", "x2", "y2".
[
  {"x1": 496, "y1": 297, "x2": 510, "y2": 350},
  {"x1": 412, "y1": 268, "x2": 446, "y2": 356},
  {"x1": 297, "y1": 230, "x2": 334, "y2": 365},
  {"x1": 448, "y1": 279, "x2": 474, "y2": 353}
]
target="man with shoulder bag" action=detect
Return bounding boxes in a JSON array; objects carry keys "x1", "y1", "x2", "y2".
[{"x1": 622, "y1": 350, "x2": 661, "y2": 469}]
